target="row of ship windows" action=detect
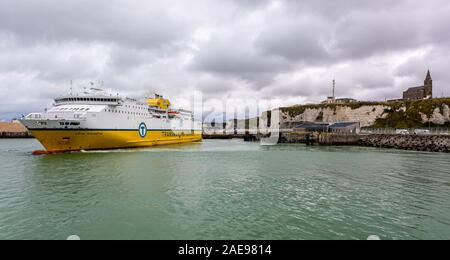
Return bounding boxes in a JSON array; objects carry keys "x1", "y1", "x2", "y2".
[
  {"x1": 104, "y1": 109, "x2": 190, "y2": 120},
  {"x1": 58, "y1": 98, "x2": 119, "y2": 102},
  {"x1": 54, "y1": 108, "x2": 90, "y2": 111},
  {"x1": 59, "y1": 122, "x2": 81, "y2": 126},
  {"x1": 105, "y1": 109, "x2": 168, "y2": 118},
  {"x1": 123, "y1": 104, "x2": 147, "y2": 110}
]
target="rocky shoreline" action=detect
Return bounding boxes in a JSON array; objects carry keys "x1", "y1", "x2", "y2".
[{"x1": 358, "y1": 134, "x2": 450, "y2": 153}]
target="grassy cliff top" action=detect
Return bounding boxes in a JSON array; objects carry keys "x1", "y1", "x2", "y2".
[{"x1": 281, "y1": 98, "x2": 450, "y2": 118}]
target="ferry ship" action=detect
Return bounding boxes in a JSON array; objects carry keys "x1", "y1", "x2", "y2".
[{"x1": 20, "y1": 89, "x2": 202, "y2": 152}]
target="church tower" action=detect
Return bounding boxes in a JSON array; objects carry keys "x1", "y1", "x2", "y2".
[{"x1": 424, "y1": 70, "x2": 433, "y2": 98}]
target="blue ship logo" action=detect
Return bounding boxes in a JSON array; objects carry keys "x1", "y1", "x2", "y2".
[{"x1": 139, "y1": 123, "x2": 147, "y2": 138}]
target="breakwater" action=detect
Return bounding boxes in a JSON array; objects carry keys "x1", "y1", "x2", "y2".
[
  {"x1": 280, "y1": 131, "x2": 450, "y2": 153},
  {"x1": 359, "y1": 134, "x2": 450, "y2": 153}
]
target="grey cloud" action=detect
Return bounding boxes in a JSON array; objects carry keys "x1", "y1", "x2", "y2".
[
  {"x1": 1, "y1": 0, "x2": 450, "y2": 120},
  {"x1": 191, "y1": 47, "x2": 288, "y2": 74},
  {"x1": 332, "y1": 12, "x2": 424, "y2": 60},
  {"x1": 189, "y1": 38, "x2": 291, "y2": 87},
  {"x1": 0, "y1": 0, "x2": 189, "y2": 49},
  {"x1": 231, "y1": 0, "x2": 271, "y2": 8},
  {"x1": 394, "y1": 57, "x2": 429, "y2": 79},
  {"x1": 275, "y1": 0, "x2": 406, "y2": 22},
  {"x1": 426, "y1": 4, "x2": 450, "y2": 46},
  {"x1": 255, "y1": 18, "x2": 331, "y2": 63},
  {"x1": 0, "y1": 37, "x2": 111, "y2": 82},
  {"x1": 107, "y1": 46, "x2": 159, "y2": 72},
  {"x1": 263, "y1": 78, "x2": 330, "y2": 99},
  {"x1": 194, "y1": 75, "x2": 239, "y2": 96},
  {"x1": 189, "y1": 0, "x2": 450, "y2": 87}
]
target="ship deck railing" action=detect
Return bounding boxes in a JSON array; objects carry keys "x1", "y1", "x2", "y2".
[{"x1": 25, "y1": 113, "x2": 87, "y2": 121}]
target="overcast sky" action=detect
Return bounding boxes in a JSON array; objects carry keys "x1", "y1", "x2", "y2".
[{"x1": 1, "y1": 0, "x2": 450, "y2": 120}]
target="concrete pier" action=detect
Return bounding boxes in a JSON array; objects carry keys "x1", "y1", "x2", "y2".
[
  {"x1": 280, "y1": 132, "x2": 360, "y2": 145},
  {"x1": 0, "y1": 122, "x2": 33, "y2": 138}
]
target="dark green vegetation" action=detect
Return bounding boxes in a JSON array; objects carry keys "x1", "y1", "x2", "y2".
[
  {"x1": 373, "y1": 98, "x2": 450, "y2": 128},
  {"x1": 316, "y1": 111, "x2": 324, "y2": 122}
]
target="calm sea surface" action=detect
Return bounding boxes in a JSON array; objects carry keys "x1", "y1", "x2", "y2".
[{"x1": 0, "y1": 139, "x2": 449, "y2": 240}]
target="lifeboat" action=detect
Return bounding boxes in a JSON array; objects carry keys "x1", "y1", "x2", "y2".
[{"x1": 168, "y1": 110, "x2": 180, "y2": 116}]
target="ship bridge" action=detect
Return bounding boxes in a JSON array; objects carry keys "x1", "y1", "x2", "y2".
[{"x1": 54, "y1": 95, "x2": 122, "y2": 106}]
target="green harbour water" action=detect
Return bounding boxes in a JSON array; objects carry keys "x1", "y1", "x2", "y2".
[{"x1": 0, "y1": 138, "x2": 449, "y2": 240}]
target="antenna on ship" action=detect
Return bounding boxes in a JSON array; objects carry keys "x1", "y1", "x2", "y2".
[{"x1": 69, "y1": 80, "x2": 73, "y2": 96}]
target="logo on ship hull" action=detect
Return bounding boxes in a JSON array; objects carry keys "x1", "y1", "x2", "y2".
[{"x1": 139, "y1": 123, "x2": 147, "y2": 138}]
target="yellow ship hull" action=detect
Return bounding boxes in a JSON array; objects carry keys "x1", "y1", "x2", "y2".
[{"x1": 31, "y1": 129, "x2": 203, "y2": 152}]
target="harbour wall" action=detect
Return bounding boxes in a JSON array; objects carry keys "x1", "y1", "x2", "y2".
[
  {"x1": 359, "y1": 134, "x2": 450, "y2": 153},
  {"x1": 0, "y1": 121, "x2": 33, "y2": 138},
  {"x1": 279, "y1": 132, "x2": 361, "y2": 145},
  {"x1": 280, "y1": 131, "x2": 450, "y2": 153},
  {"x1": 0, "y1": 132, "x2": 33, "y2": 138}
]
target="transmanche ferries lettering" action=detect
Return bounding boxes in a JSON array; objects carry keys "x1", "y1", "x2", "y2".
[{"x1": 20, "y1": 89, "x2": 202, "y2": 152}]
